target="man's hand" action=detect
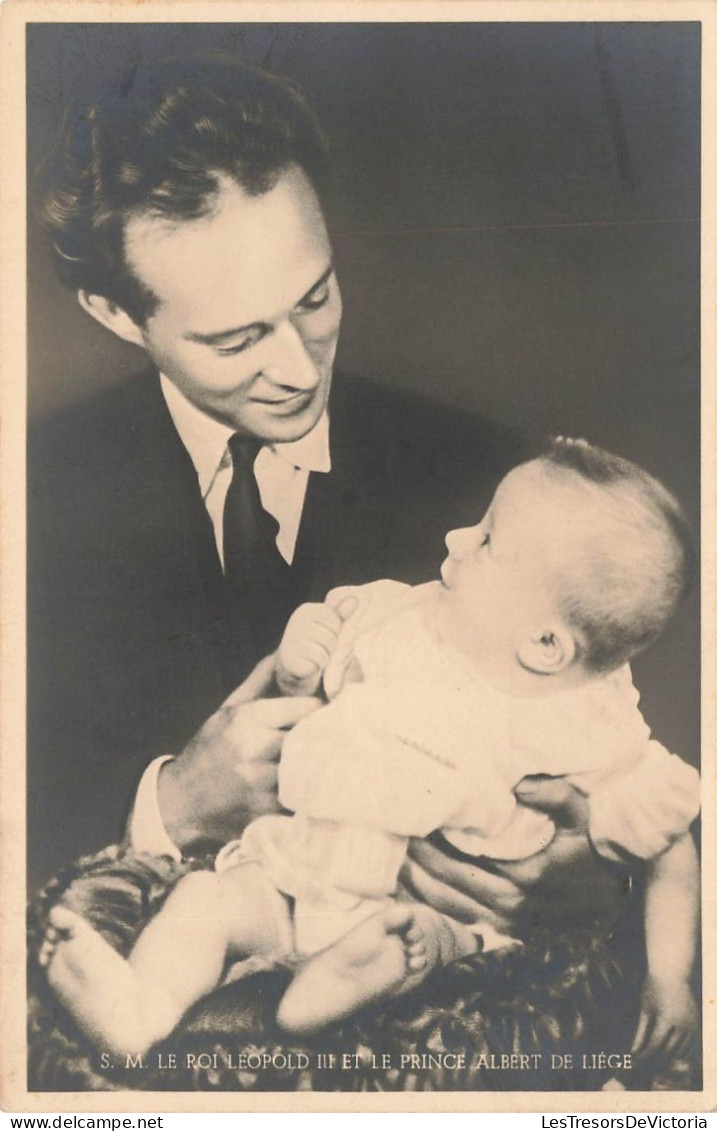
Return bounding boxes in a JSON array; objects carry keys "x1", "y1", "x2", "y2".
[
  {"x1": 158, "y1": 655, "x2": 322, "y2": 850},
  {"x1": 631, "y1": 976, "x2": 698, "y2": 1067},
  {"x1": 276, "y1": 593, "x2": 358, "y2": 696},
  {"x1": 401, "y1": 777, "x2": 625, "y2": 932}
]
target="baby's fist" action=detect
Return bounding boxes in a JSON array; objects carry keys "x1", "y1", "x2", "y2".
[{"x1": 276, "y1": 595, "x2": 358, "y2": 696}]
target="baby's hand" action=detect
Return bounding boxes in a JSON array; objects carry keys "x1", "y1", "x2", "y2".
[
  {"x1": 631, "y1": 975, "x2": 698, "y2": 1072},
  {"x1": 276, "y1": 593, "x2": 358, "y2": 696}
]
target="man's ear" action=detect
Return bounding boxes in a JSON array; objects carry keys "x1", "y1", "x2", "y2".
[
  {"x1": 77, "y1": 291, "x2": 145, "y2": 347},
  {"x1": 517, "y1": 626, "x2": 576, "y2": 676}
]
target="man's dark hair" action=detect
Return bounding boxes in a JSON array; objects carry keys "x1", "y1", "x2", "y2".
[
  {"x1": 37, "y1": 53, "x2": 330, "y2": 325},
  {"x1": 536, "y1": 436, "x2": 696, "y2": 673}
]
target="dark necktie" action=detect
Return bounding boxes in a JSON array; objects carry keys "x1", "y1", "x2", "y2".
[{"x1": 222, "y1": 433, "x2": 297, "y2": 660}]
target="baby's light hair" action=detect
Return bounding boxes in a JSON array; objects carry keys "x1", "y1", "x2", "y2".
[{"x1": 536, "y1": 437, "x2": 696, "y2": 673}]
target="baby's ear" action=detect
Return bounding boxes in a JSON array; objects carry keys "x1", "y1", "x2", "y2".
[{"x1": 517, "y1": 626, "x2": 575, "y2": 676}]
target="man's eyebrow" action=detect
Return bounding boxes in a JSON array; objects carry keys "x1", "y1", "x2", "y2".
[{"x1": 184, "y1": 264, "x2": 334, "y2": 346}]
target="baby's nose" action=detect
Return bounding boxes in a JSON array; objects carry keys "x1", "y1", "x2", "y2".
[{"x1": 445, "y1": 526, "x2": 475, "y2": 558}]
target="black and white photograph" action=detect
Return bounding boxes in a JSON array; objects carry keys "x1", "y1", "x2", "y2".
[{"x1": 1, "y1": 5, "x2": 712, "y2": 1108}]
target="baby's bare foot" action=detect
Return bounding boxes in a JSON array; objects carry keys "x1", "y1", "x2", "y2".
[
  {"x1": 44, "y1": 905, "x2": 175, "y2": 1057},
  {"x1": 277, "y1": 903, "x2": 441, "y2": 1035},
  {"x1": 38, "y1": 903, "x2": 78, "y2": 969},
  {"x1": 395, "y1": 907, "x2": 437, "y2": 991}
]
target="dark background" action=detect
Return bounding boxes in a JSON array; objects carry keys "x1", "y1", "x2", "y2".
[{"x1": 26, "y1": 21, "x2": 700, "y2": 767}]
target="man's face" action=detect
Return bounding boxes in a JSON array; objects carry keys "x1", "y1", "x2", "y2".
[{"x1": 123, "y1": 166, "x2": 342, "y2": 441}]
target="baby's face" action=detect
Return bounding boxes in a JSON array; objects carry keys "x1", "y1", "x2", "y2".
[{"x1": 439, "y1": 461, "x2": 585, "y2": 667}]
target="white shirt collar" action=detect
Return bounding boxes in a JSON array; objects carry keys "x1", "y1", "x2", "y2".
[{"x1": 159, "y1": 373, "x2": 331, "y2": 498}]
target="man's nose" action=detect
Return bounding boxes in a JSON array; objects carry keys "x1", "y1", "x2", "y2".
[{"x1": 261, "y1": 321, "x2": 321, "y2": 390}]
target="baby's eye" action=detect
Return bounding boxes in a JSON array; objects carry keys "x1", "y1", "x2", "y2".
[{"x1": 480, "y1": 532, "x2": 491, "y2": 547}]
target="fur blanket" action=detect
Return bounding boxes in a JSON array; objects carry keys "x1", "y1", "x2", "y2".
[{"x1": 27, "y1": 846, "x2": 699, "y2": 1093}]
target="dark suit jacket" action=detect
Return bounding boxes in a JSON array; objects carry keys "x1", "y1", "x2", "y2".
[{"x1": 28, "y1": 369, "x2": 527, "y2": 888}]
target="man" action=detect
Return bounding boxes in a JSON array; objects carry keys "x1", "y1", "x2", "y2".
[{"x1": 29, "y1": 52, "x2": 618, "y2": 930}]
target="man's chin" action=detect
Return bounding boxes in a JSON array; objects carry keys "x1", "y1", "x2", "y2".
[{"x1": 237, "y1": 400, "x2": 325, "y2": 444}]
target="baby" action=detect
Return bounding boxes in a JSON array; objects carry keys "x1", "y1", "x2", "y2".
[{"x1": 42, "y1": 438, "x2": 700, "y2": 1062}]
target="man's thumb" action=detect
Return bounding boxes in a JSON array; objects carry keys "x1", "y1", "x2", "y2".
[
  {"x1": 225, "y1": 653, "x2": 277, "y2": 706},
  {"x1": 514, "y1": 775, "x2": 589, "y2": 832}
]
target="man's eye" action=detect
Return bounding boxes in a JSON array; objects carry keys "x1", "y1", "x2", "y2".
[
  {"x1": 481, "y1": 532, "x2": 491, "y2": 547},
  {"x1": 215, "y1": 338, "x2": 253, "y2": 357},
  {"x1": 296, "y1": 282, "x2": 330, "y2": 314}
]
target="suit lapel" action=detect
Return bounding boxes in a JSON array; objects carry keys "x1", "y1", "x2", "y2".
[
  {"x1": 122, "y1": 374, "x2": 238, "y2": 701},
  {"x1": 293, "y1": 380, "x2": 395, "y2": 598},
  {"x1": 134, "y1": 373, "x2": 291, "y2": 691}
]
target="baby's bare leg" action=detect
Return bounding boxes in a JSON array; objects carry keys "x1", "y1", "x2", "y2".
[
  {"x1": 44, "y1": 864, "x2": 290, "y2": 1057},
  {"x1": 277, "y1": 902, "x2": 476, "y2": 1036}
]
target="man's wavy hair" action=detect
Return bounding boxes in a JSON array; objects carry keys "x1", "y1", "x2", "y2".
[
  {"x1": 537, "y1": 437, "x2": 696, "y2": 673},
  {"x1": 36, "y1": 53, "x2": 330, "y2": 325}
]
